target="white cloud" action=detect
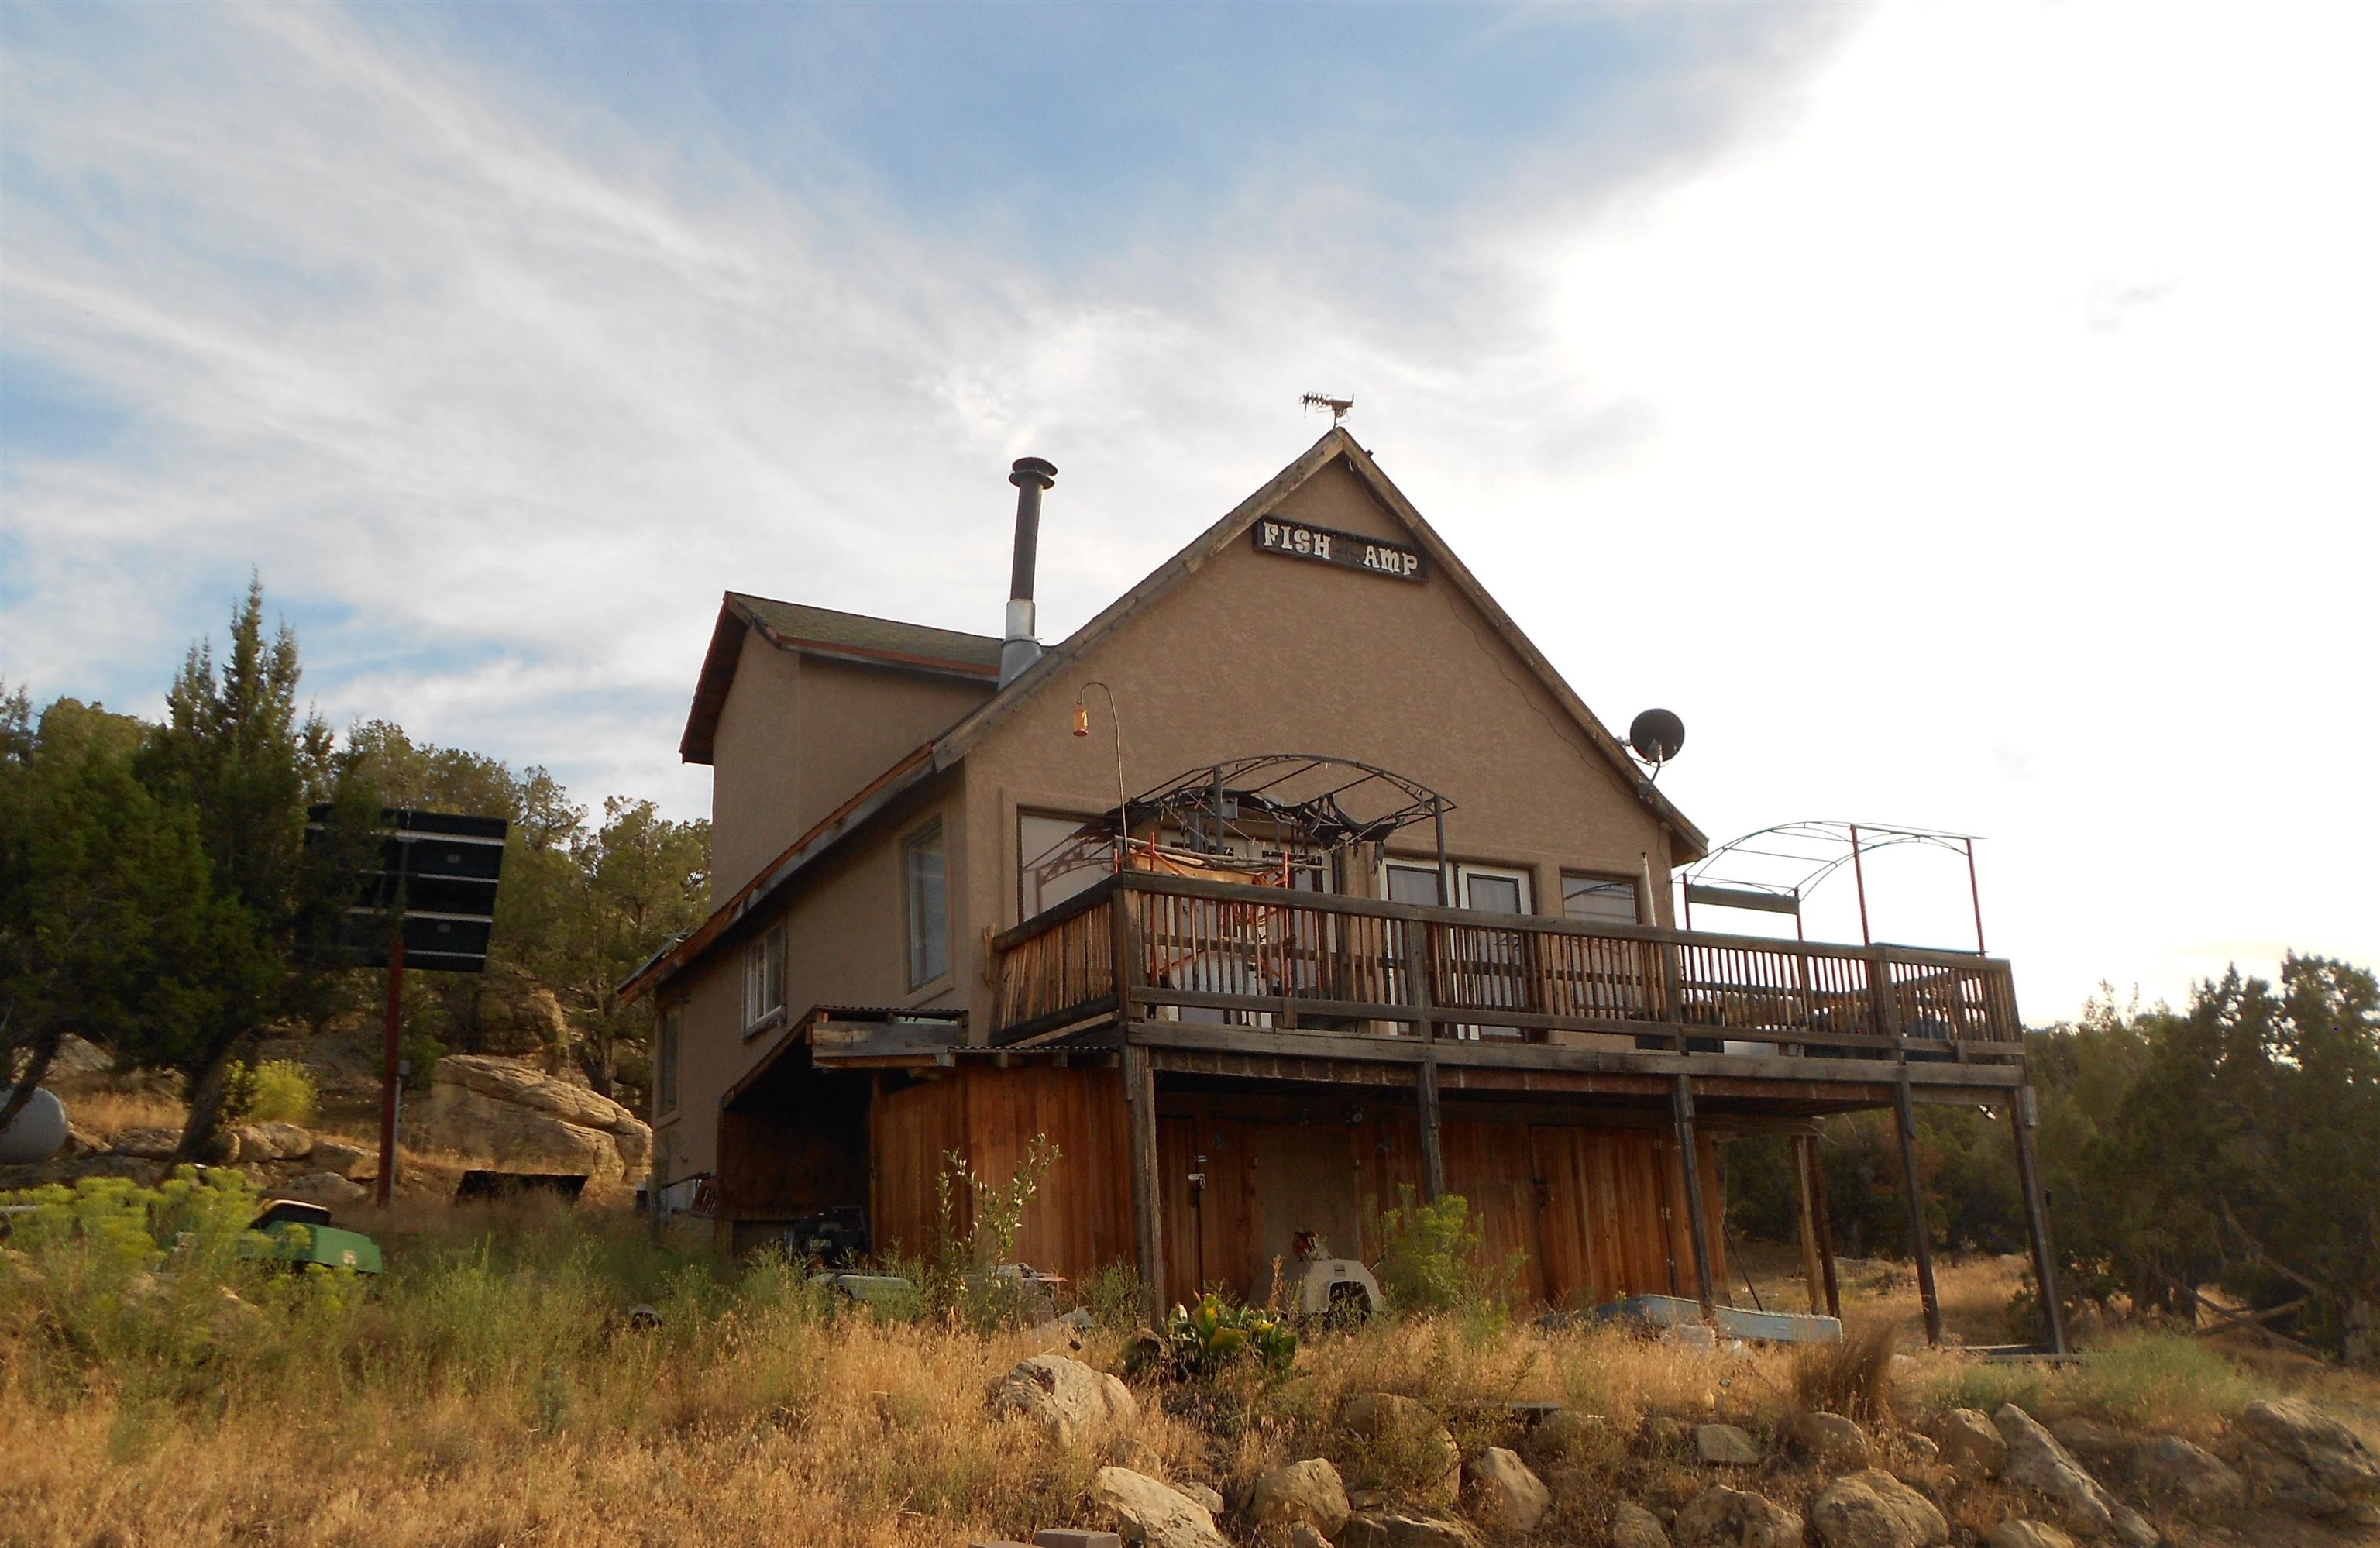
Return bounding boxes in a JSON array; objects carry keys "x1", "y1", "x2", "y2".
[{"x1": 3, "y1": 4, "x2": 2372, "y2": 1018}]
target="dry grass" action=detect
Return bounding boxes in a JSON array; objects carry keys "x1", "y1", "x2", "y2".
[
  {"x1": 8, "y1": 1186, "x2": 2380, "y2": 1547},
  {"x1": 1791, "y1": 1319, "x2": 1897, "y2": 1424},
  {"x1": 59, "y1": 1089, "x2": 187, "y2": 1140}
]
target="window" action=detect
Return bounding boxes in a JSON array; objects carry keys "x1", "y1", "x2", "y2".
[
  {"x1": 906, "y1": 818, "x2": 948, "y2": 987},
  {"x1": 743, "y1": 920, "x2": 786, "y2": 1031},
  {"x1": 655, "y1": 1002, "x2": 681, "y2": 1117},
  {"x1": 1385, "y1": 862, "x2": 1446, "y2": 906},
  {"x1": 1562, "y1": 873, "x2": 1641, "y2": 926},
  {"x1": 1020, "y1": 812, "x2": 1111, "y2": 920}
]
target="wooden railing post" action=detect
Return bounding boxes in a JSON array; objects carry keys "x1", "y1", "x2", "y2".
[
  {"x1": 1869, "y1": 948, "x2": 1902, "y2": 1052},
  {"x1": 1402, "y1": 918, "x2": 1446, "y2": 1201},
  {"x1": 1661, "y1": 936, "x2": 1689, "y2": 1053},
  {"x1": 1894, "y1": 1075, "x2": 1944, "y2": 1346},
  {"x1": 2011, "y1": 1085, "x2": 2070, "y2": 1354},
  {"x1": 1672, "y1": 1075, "x2": 1716, "y2": 1318},
  {"x1": 1109, "y1": 882, "x2": 1137, "y2": 1027}
]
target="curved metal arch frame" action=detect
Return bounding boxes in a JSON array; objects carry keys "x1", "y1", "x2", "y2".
[
  {"x1": 1680, "y1": 819, "x2": 1989, "y2": 952},
  {"x1": 1026, "y1": 752, "x2": 1457, "y2": 903}
]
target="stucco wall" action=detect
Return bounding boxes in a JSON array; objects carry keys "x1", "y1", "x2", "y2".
[
  {"x1": 953, "y1": 456, "x2": 1676, "y2": 1035},
  {"x1": 656, "y1": 772, "x2": 967, "y2": 1179},
  {"x1": 706, "y1": 632, "x2": 991, "y2": 906}
]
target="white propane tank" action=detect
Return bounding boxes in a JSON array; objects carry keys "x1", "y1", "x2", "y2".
[{"x1": 0, "y1": 1088, "x2": 70, "y2": 1164}]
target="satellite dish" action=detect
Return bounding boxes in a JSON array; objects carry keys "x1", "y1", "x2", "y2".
[{"x1": 1629, "y1": 708, "x2": 1686, "y2": 765}]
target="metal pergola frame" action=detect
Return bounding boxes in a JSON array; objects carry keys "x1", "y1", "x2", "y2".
[{"x1": 1680, "y1": 819, "x2": 1989, "y2": 952}]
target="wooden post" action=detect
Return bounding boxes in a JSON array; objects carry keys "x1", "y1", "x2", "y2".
[
  {"x1": 1893, "y1": 1077, "x2": 1943, "y2": 1346},
  {"x1": 1792, "y1": 1133, "x2": 1827, "y2": 1316},
  {"x1": 1401, "y1": 917, "x2": 1446, "y2": 1201},
  {"x1": 1811, "y1": 1135, "x2": 1843, "y2": 1319},
  {"x1": 1123, "y1": 1041, "x2": 1166, "y2": 1326},
  {"x1": 374, "y1": 933, "x2": 404, "y2": 1209},
  {"x1": 1416, "y1": 1061, "x2": 1446, "y2": 1202},
  {"x1": 1672, "y1": 1075, "x2": 1716, "y2": 1319},
  {"x1": 2010, "y1": 1085, "x2": 2070, "y2": 1354}
]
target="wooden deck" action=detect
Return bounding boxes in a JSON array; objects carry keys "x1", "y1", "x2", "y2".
[{"x1": 991, "y1": 871, "x2": 2025, "y2": 1077}]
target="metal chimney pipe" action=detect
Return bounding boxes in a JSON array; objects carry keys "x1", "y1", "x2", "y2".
[{"x1": 999, "y1": 456, "x2": 1057, "y2": 687}]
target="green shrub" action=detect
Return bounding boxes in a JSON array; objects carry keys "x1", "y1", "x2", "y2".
[
  {"x1": 1127, "y1": 1292, "x2": 1296, "y2": 1381},
  {"x1": 1374, "y1": 1188, "x2": 1481, "y2": 1313},
  {"x1": 219, "y1": 1059, "x2": 318, "y2": 1125}
]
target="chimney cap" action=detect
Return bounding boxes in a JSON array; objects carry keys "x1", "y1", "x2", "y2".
[{"x1": 1009, "y1": 456, "x2": 1058, "y2": 489}]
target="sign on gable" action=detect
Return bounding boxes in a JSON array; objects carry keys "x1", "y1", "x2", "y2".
[{"x1": 1253, "y1": 518, "x2": 1427, "y2": 583}]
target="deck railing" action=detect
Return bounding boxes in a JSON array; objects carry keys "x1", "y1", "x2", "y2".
[{"x1": 990, "y1": 872, "x2": 2023, "y2": 1061}]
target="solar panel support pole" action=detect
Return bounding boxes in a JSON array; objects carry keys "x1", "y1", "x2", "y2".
[{"x1": 375, "y1": 933, "x2": 404, "y2": 1209}]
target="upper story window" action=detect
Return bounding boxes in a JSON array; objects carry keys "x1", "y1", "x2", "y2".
[
  {"x1": 906, "y1": 817, "x2": 948, "y2": 987},
  {"x1": 655, "y1": 1001, "x2": 682, "y2": 1118},
  {"x1": 743, "y1": 920, "x2": 786, "y2": 1031},
  {"x1": 1562, "y1": 872, "x2": 1642, "y2": 926},
  {"x1": 1384, "y1": 860, "x2": 1531, "y2": 913}
]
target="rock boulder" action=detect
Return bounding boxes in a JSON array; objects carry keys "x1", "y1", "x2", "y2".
[
  {"x1": 1611, "y1": 1502, "x2": 1673, "y2": 1548},
  {"x1": 1935, "y1": 1409, "x2": 2007, "y2": 1482},
  {"x1": 1091, "y1": 1467, "x2": 1229, "y2": 1548},
  {"x1": 1993, "y1": 1405, "x2": 2155, "y2": 1546},
  {"x1": 2131, "y1": 1435, "x2": 2243, "y2": 1510},
  {"x1": 1464, "y1": 1447, "x2": 1549, "y2": 1533},
  {"x1": 2233, "y1": 1398, "x2": 2380, "y2": 1516},
  {"x1": 1696, "y1": 1423, "x2": 1763, "y2": 1465},
  {"x1": 990, "y1": 1355, "x2": 1138, "y2": 1449},
  {"x1": 1986, "y1": 1526, "x2": 2076, "y2": 1548},
  {"x1": 1673, "y1": 1484, "x2": 1803, "y2": 1548},
  {"x1": 1810, "y1": 1468, "x2": 1949, "y2": 1548},
  {"x1": 1250, "y1": 1458, "x2": 1348, "y2": 1536},
  {"x1": 1794, "y1": 1411, "x2": 1874, "y2": 1470},
  {"x1": 424, "y1": 1055, "x2": 652, "y2": 1182}
]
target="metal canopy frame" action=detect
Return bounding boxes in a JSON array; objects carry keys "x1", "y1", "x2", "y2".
[
  {"x1": 1680, "y1": 819, "x2": 1988, "y2": 953},
  {"x1": 1025, "y1": 753, "x2": 1455, "y2": 903}
]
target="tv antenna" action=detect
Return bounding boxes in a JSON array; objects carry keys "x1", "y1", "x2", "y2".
[{"x1": 1302, "y1": 392, "x2": 1354, "y2": 425}]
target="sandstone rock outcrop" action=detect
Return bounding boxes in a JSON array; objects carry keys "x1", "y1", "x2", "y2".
[
  {"x1": 424, "y1": 1055, "x2": 651, "y2": 1182},
  {"x1": 2233, "y1": 1398, "x2": 2380, "y2": 1516},
  {"x1": 1993, "y1": 1405, "x2": 2155, "y2": 1545}
]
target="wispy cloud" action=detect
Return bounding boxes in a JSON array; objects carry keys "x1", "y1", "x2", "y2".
[{"x1": 3, "y1": 3, "x2": 2375, "y2": 1017}]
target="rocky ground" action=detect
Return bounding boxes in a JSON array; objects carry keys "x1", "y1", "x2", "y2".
[{"x1": 974, "y1": 1347, "x2": 2380, "y2": 1548}]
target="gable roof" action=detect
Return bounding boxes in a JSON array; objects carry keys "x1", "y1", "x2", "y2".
[
  {"x1": 626, "y1": 427, "x2": 1704, "y2": 1000},
  {"x1": 679, "y1": 593, "x2": 1001, "y2": 764},
  {"x1": 933, "y1": 426, "x2": 1708, "y2": 856}
]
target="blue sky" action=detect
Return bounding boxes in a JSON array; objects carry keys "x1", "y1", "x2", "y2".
[{"x1": 3, "y1": 2, "x2": 2375, "y2": 1016}]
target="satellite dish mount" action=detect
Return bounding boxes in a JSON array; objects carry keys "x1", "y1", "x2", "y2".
[{"x1": 1625, "y1": 707, "x2": 1687, "y2": 782}]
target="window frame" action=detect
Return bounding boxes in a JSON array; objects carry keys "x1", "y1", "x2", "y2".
[
  {"x1": 742, "y1": 918, "x2": 787, "y2": 1035},
  {"x1": 1560, "y1": 871, "x2": 1643, "y2": 927},
  {"x1": 655, "y1": 1000, "x2": 682, "y2": 1120},
  {"x1": 905, "y1": 817, "x2": 949, "y2": 989}
]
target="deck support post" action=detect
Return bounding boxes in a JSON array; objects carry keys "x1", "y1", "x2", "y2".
[
  {"x1": 1792, "y1": 1133, "x2": 1827, "y2": 1316},
  {"x1": 1123, "y1": 1042, "x2": 1165, "y2": 1326},
  {"x1": 2010, "y1": 1085, "x2": 2070, "y2": 1354},
  {"x1": 1811, "y1": 1134, "x2": 1843, "y2": 1319},
  {"x1": 1401, "y1": 916, "x2": 1446, "y2": 1201},
  {"x1": 1893, "y1": 1076, "x2": 1944, "y2": 1346},
  {"x1": 1416, "y1": 1061, "x2": 1446, "y2": 1202},
  {"x1": 1671, "y1": 1075, "x2": 1717, "y2": 1319}
]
